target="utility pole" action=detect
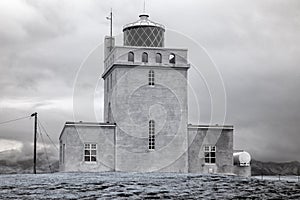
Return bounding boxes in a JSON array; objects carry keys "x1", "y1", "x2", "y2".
[{"x1": 31, "y1": 112, "x2": 37, "y2": 174}]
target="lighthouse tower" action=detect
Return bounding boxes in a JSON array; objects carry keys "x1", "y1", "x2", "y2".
[{"x1": 102, "y1": 13, "x2": 190, "y2": 172}]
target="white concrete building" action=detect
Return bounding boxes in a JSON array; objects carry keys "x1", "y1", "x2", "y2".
[{"x1": 59, "y1": 13, "x2": 251, "y2": 176}]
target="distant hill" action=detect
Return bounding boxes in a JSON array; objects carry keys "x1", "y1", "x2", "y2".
[
  {"x1": 251, "y1": 159, "x2": 300, "y2": 176},
  {"x1": 0, "y1": 149, "x2": 59, "y2": 174},
  {"x1": 0, "y1": 158, "x2": 59, "y2": 174}
]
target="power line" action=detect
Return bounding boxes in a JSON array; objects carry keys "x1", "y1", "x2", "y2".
[
  {"x1": 0, "y1": 115, "x2": 31, "y2": 125},
  {"x1": 37, "y1": 122, "x2": 53, "y2": 173},
  {"x1": 37, "y1": 119, "x2": 59, "y2": 151}
]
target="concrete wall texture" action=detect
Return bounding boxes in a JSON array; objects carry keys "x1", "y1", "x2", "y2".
[
  {"x1": 188, "y1": 125, "x2": 234, "y2": 174},
  {"x1": 59, "y1": 123, "x2": 116, "y2": 172}
]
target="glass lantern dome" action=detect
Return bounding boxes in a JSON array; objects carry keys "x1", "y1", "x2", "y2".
[{"x1": 123, "y1": 14, "x2": 165, "y2": 47}]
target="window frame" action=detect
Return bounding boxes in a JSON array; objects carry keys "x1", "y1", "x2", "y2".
[
  {"x1": 148, "y1": 70, "x2": 155, "y2": 86},
  {"x1": 110, "y1": 73, "x2": 113, "y2": 90},
  {"x1": 128, "y1": 51, "x2": 134, "y2": 62},
  {"x1": 142, "y1": 52, "x2": 148, "y2": 63},
  {"x1": 59, "y1": 141, "x2": 62, "y2": 163},
  {"x1": 204, "y1": 145, "x2": 216, "y2": 164},
  {"x1": 169, "y1": 53, "x2": 176, "y2": 64},
  {"x1": 149, "y1": 120, "x2": 155, "y2": 150},
  {"x1": 155, "y1": 53, "x2": 162, "y2": 63},
  {"x1": 84, "y1": 143, "x2": 97, "y2": 163},
  {"x1": 108, "y1": 102, "x2": 112, "y2": 122},
  {"x1": 106, "y1": 77, "x2": 109, "y2": 92},
  {"x1": 62, "y1": 144, "x2": 65, "y2": 164}
]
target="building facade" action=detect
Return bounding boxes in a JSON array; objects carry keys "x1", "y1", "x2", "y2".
[{"x1": 59, "y1": 13, "x2": 251, "y2": 176}]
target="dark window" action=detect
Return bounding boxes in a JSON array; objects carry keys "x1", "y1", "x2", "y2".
[
  {"x1": 169, "y1": 53, "x2": 175, "y2": 64},
  {"x1": 84, "y1": 143, "x2": 97, "y2": 162},
  {"x1": 149, "y1": 120, "x2": 155, "y2": 150},
  {"x1": 110, "y1": 73, "x2": 112, "y2": 89},
  {"x1": 62, "y1": 144, "x2": 65, "y2": 163},
  {"x1": 108, "y1": 103, "x2": 112, "y2": 122},
  {"x1": 156, "y1": 53, "x2": 162, "y2": 63},
  {"x1": 128, "y1": 52, "x2": 134, "y2": 62},
  {"x1": 60, "y1": 142, "x2": 65, "y2": 164},
  {"x1": 204, "y1": 146, "x2": 216, "y2": 164},
  {"x1": 142, "y1": 52, "x2": 148, "y2": 63},
  {"x1": 59, "y1": 141, "x2": 62, "y2": 163},
  {"x1": 149, "y1": 70, "x2": 154, "y2": 86},
  {"x1": 106, "y1": 77, "x2": 109, "y2": 92}
]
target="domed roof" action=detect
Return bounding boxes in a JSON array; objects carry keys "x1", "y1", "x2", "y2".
[{"x1": 123, "y1": 13, "x2": 165, "y2": 31}]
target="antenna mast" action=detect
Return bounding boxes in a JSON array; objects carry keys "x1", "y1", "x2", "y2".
[
  {"x1": 110, "y1": 8, "x2": 112, "y2": 39},
  {"x1": 109, "y1": 9, "x2": 113, "y2": 51},
  {"x1": 106, "y1": 9, "x2": 113, "y2": 51}
]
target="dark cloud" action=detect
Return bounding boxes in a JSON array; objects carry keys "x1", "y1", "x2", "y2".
[{"x1": 0, "y1": 0, "x2": 299, "y2": 162}]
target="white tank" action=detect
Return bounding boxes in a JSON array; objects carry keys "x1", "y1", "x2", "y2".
[{"x1": 233, "y1": 151, "x2": 251, "y2": 166}]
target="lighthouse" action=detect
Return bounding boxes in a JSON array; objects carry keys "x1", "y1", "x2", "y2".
[{"x1": 59, "y1": 12, "x2": 250, "y2": 176}]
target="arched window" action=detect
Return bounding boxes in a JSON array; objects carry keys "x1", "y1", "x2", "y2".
[
  {"x1": 169, "y1": 53, "x2": 175, "y2": 64},
  {"x1": 149, "y1": 120, "x2": 155, "y2": 150},
  {"x1": 156, "y1": 53, "x2": 162, "y2": 63},
  {"x1": 108, "y1": 102, "x2": 112, "y2": 122},
  {"x1": 110, "y1": 73, "x2": 113, "y2": 89},
  {"x1": 148, "y1": 70, "x2": 154, "y2": 86},
  {"x1": 106, "y1": 76, "x2": 109, "y2": 92},
  {"x1": 142, "y1": 52, "x2": 148, "y2": 63},
  {"x1": 128, "y1": 52, "x2": 134, "y2": 62}
]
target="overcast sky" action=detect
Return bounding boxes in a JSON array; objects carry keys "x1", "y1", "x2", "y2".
[{"x1": 0, "y1": 0, "x2": 300, "y2": 162}]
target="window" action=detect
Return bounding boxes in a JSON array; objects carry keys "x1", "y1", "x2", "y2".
[
  {"x1": 110, "y1": 73, "x2": 112, "y2": 89},
  {"x1": 106, "y1": 76, "x2": 109, "y2": 92},
  {"x1": 108, "y1": 103, "x2": 112, "y2": 122},
  {"x1": 128, "y1": 52, "x2": 134, "y2": 62},
  {"x1": 204, "y1": 146, "x2": 216, "y2": 164},
  {"x1": 84, "y1": 143, "x2": 97, "y2": 162},
  {"x1": 59, "y1": 141, "x2": 63, "y2": 163},
  {"x1": 62, "y1": 144, "x2": 65, "y2": 164},
  {"x1": 142, "y1": 52, "x2": 148, "y2": 63},
  {"x1": 148, "y1": 70, "x2": 154, "y2": 86},
  {"x1": 169, "y1": 53, "x2": 175, "y2": 64},
  {"x1": 156, "y1": 53, "x2": 162, "y2": 63},
  {"x1": 149, "y1": 120, "x2": 155, "y2": 150}
]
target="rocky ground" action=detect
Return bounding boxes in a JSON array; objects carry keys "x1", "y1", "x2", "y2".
[{"x1": 0, "y1": 172, "x2": 299, "y2": 199}]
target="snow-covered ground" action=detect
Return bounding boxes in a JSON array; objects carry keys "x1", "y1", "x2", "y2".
[{"x1": 0, "y1": 172, "x2": 299, "y2": 199}]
